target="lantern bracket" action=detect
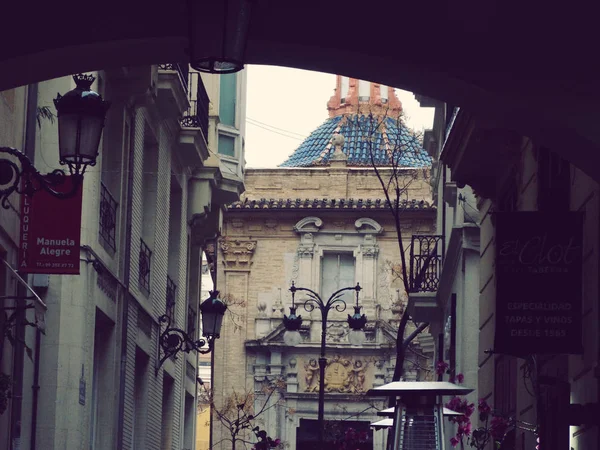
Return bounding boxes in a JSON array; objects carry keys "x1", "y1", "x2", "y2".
[
  {"x1": 0, "y1": 146, "x2": 82, "y2": 209},
  {"x1": 155, "y1": 312, "x2": 214, "y2": 375}
]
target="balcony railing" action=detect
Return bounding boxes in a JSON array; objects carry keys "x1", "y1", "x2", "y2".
[
  {"x1": 179, "y1": 71, "x2": 209, "y2": 139},
  {"x1": 409, "y1": 235, "x2": 443, "y2": 292},
  {"x1": 139, "y1": 239, "x2": 152, "y2": 294},
  {"x1": 99, "y1": 182, "x2": 118, "y2": 252},
  {"x1": 158, "y1": 63, "x2": 189, "y2": 95},
  {"x1": 166, "y1": 275, "x2": 177, "y2": 322}
]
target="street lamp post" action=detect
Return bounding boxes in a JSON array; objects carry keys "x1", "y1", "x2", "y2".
[{"x1": 283, "y1": 281, "x2": 366, "y2": 450}]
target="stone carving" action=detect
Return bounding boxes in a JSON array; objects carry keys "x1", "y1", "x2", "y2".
[
  {"x1": 303, "y1": 356, "x2": 368, "y2": 394},
  {"x1": 220, "y1": 239, "x2": 257, "y2": 269},
  {"x1": 297, "y1": 244, "x2": 314, "y2": 258},
  {"x1": 361, "y1": 245, "x2": 379, "y2": 258},
  {"x1": 354, "y1": 217, "x2": 383, "y2": 234},
  {"x1": 326, "y1": 322, "x2": 348, "y2": 343},
  {"x1": 290, "y1": 252, "x2": 299, "y2": 284},
  {"x1": 257, "y1": 302, "x2": 267, "y2": 318},
  {"x1": 272, "y1": 288, "x2": 284, "y2": 317},
  {"x1": 304, "y1": 359, "x2": 320, "y2": 392},
  {"x1": 265, "y1": 219, "x2": 278, "y2": 230},
  {"x1": 289, "y1": 358, "x2": 297, "y2": 369},
  {"x1": 294, "y1": 216, "x2": 323, "y2": 233}
]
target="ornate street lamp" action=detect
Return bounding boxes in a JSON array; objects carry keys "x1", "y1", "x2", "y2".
[
  {"x1": 0, "y1": 74, "x2": 110, "y2": 209},
  {"x1": 156, "y1": 291, "x2": 227, "y2": 374},
  {"x1": 189, "y1": 0, "x2": 254, "y2": 74},
  {"x1": 282, "y1": 281, "x2": 365, "y2": 450}
]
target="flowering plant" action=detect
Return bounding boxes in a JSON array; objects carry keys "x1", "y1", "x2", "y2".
[
  {"x1": 334, "y1": 427, "x2": 369, "y2": 450},
  {"x1": 444, "y1": 372, "x2": 512, "y2": 450}
]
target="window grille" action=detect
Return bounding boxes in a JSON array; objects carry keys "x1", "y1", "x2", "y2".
[
  {"x1": 409, "y1": 235, "x2": 443, "y2": 292},
  {"x1": 139, "y1": 239, "x2": 152, "y2": 294},
  {"x1": 99, "y1": 182, "x2": 118, "y2": 252},
  {"x1": 166, "y1": 275, "x2": 177, "y2": 322},
  {"x1": 187, "y1": 304, "x2": 197, "y2": 339}
]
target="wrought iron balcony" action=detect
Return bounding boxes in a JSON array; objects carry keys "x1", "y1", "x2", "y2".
[
  {"x1": 158, "y1": 63, "x2": 189, "y2": 95},
  {"x1": 409, "y1": 235, "x2": 443, "y2": 293},
  {"x1": 99, "y1": 182, "x2": 118, "y2": 252},
  {"x1": 179, "y1": 71, "x2": 209, "y2": 139},
  {"x1": 166, "y1": 275, "x2": 177, "y2": 322},
  {"x1": 139, "y1": 239, "x2": 152, "y2": 294}
]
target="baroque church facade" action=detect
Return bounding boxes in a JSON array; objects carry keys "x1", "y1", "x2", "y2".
[{"x1": 211, "y1": 77, "x2": 436, "y2": 450}]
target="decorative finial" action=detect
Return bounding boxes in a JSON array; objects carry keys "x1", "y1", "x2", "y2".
[{"x1": 73, "y1": 73, "x2": 96, "y2": 90}]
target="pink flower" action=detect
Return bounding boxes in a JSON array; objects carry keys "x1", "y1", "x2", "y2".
[
  {"x1": 436, "y1": 361, "x2": 450, "y2": 375},
  {"x1": 478, "y1": 398, "x2": 492, "y2": 421},
  {"x1": 490, "y1": 416, "x2": 510, "y2": 440},
  {"x1": 464, "y1": 422, "x2": 472, "y2": 436},
  {"x1": 450, "y1": 437, "x2": 460, "y2": 447},
  {"x1": 456, "y1": 373, "x2": 464, "y2": 384}
]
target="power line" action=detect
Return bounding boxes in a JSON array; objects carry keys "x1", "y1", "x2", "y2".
[
  {"x1": 246, "y1": 117, "x2": 307, "y2": 138},
  {"x1": 246, "y1": 120, "x2": 306, "y2": 140}
]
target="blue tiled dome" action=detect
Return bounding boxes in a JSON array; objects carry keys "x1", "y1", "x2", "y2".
[{"x1": 279, "y1": 115, "x2": 432, "y2": 168}]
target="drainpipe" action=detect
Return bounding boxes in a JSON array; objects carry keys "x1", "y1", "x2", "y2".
[
  {"x1": 9, "y1": 81, "x2": 39, "y2": 450},
  {"x1": 22, "y1": 82, "x2": 42, "y2": 450},
  {"x1": 116, "y1": 106, "x2": 135, "y2": 450}
]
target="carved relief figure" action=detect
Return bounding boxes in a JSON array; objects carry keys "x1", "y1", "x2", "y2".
[
  {"x1": 304, "y1": 359, "x2": 320, "y2": 392},
  {"x1": 347, "y1": 360, "x2": 367, "y2": 393}
]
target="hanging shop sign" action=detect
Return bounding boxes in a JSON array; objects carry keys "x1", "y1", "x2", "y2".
[
  {"x1": 494, "y1": 212, "x2": 583, "y2": 356},
  {"x1": 19, "y1": 177, "x2": 83, "y2": 274}
]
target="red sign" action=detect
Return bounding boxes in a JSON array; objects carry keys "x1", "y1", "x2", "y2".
[{"x1": 19, "y1": 177, "x2": 83, "y2": 274}]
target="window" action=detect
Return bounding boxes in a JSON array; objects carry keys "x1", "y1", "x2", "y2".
[
  {"x1": 380, "y1": 85, "x2": 388, "y2": 103},
  {"x1": 321, "y1": 252, "x2": 355, "y2": 302},
  {"x1": 358, "y1": 80, "x2": 370, "y2": 101},
  {"x1": 218, "y1": 133, "x2": 236, "y2": 157},
  {"x1": 219, "y1": 73, "x2": 237, "y2": 126},
  {"x1": 340, "y1": 76, "x2": 349, "y2": 103}
]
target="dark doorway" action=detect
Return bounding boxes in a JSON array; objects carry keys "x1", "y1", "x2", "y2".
[{"x1": 296, "y1": 419, "x2": 373, "y2": 450}]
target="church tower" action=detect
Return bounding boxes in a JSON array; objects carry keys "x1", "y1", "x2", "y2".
[
  {"x1": 279, "y1": 76, "x2": 430, "y2": 168},
  {"x1": 326, "y1": 75, "x2": 403, "y2": 118}
]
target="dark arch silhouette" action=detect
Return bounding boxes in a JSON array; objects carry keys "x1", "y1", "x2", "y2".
[{"x1": 2, "y1": 0, "x2": 600, "y2": 179}]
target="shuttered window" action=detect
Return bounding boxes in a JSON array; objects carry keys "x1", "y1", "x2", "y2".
[{"x1": 219, "y1": 73, "x2": 237, "y2": 126}]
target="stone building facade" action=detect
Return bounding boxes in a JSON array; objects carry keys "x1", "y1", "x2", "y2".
[
  {"x1": 0, "y1": 64, "x2": 246, "y2": 450},
  {"x1": 212, "y1": 78, "x2": 436, "y2": 450}
]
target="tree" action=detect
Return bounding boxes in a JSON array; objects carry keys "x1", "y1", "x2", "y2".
[
  {"x1": 210, "y1": 378, "x2": 285, "y2": 450},
  {"x1": 344, "y1": 104, "x2": 435, "y2": 383}
]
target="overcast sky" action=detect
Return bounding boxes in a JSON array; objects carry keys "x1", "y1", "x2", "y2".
[{"x1": 244, "y1": 65, "x2": 435, "y2": 168}]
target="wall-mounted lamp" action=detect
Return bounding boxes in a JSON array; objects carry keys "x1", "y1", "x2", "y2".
[
  {"x1": 0, "y1": 74, "x2": 110, "y2": 208},
  {"x1": 156, "y1": 290, "x2": 227, "y2": 375}
]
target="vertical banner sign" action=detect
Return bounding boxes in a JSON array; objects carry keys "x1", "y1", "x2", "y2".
[
  {"x1": 494, "y1": 212, "x2": 583, "y2": 356},
  {"x1": 19, "y1": 176, "x2": 83, "y2": 274}
]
